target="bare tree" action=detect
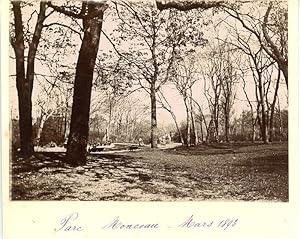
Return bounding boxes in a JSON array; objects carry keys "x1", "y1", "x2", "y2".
[
  {"x1": 156, "y1": 0, "x2": 288, "y2": 88},
  {"x1": 201, "y1": 49, "x2": 222, "y2": 143},
  {"x1": 224, "y1": 1, "x2": 288, "y2": 88},
  {"x1": 171, "y1": 55, "x2": 198, "y2": 146},
  {"x1": 240, "y1": 69, "x2": 257, "y2": 142},
  {"x1": 107, "y1": 1, "x2": 206, "y2": 147}
]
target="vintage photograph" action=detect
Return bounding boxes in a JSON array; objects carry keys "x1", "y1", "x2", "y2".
[{"x1": 9, "y1": 0, "x2": 288, "y2": 201}]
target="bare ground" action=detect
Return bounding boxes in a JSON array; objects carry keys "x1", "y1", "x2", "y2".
[{"x1": 11, "y1": 142, "x2": 288, "y2": 201}]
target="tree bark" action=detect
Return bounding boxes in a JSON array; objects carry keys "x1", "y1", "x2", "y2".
[
  {"x1": 150, "y1": 85, "x2": 158, "y2": 148},
  {"x1": 66, "y1": 3, "x2": 106, "y2": 165}
]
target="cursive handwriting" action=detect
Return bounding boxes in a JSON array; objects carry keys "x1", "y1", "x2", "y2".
[
  {"x1": 102, "y1": 216, "x2": 160, "y2": 230},
  {"x1": 179, "y1": 215, "x2": 238, "y2": 231},
  {"x1": 53, "y1": 213, "x2": 239, "y2": 232},
  {"x1": 54, "y1": 212, "x2": 83, "y2": 232},
  {"x1": 179, "y1": 215, "x2": 214, "y2": 228}
]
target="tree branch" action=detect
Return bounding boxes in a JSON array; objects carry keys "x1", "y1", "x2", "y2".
[
  {"x1": 156, "y1": 0, "x2": 224, "y2": 11},
  {"x1": 43, "y1": 22, "x2": 83, "y2": 40}
]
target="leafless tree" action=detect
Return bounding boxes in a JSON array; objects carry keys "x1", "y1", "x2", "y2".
[{"x1": 171, "y1": 55, "x2": 199, "y2": 146}]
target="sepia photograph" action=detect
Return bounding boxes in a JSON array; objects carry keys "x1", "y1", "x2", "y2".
[{"x1": 8, "y1": 0, "x2": 289, "y2": 202}]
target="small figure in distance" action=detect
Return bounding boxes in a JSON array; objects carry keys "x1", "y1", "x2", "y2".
[{"x1": 138, "y1": 137, "x2": 143, "y2": 146}]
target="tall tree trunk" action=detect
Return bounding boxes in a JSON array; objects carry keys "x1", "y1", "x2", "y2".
[
  {"x1": 189, "y1": 91, "x2": 198, "y2": 145},
  {"x1": 66, "y1": 3, "x2": 106, "y2": 165},
  {"x1": 257, "y1": 76, "x2": 269, "y2": 144},
  {"x1": 36, "y1": 114, "x2": 46, "y2": 146},
  {"x1": 213, "y1": 101, "x2": 220, "y2": 142},
  {"x1": 169, "y1": 110, "x2": 184, "y2": 145},
  {"x1": 251, "y1": 117, "x2": 256, "y2": 143},
  {"x1": 11, "y1": 2, "x2": 47, "y2": 157},
  {"x1": 269, "y1": 68, "x2": 281, "y2": 142},
  {"x1": 224, "y1": 110, "x2": 230, "y2": 143},
  {"x1": 183, "y1": 97, "x2": 191, "y2": 146},
  {"x1": 277, "y1": 98, "x2": 282, "y2": 141},
  {"x1": 150, "y1": 84, "x2": 158, "y2": 148},
  {"x1": 199, "y1": 117, "x2": 204, "y2": 143}
]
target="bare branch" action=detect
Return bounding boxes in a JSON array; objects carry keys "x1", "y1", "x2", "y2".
[
  {"x1": 43, "y1": 22, "x2": 83, "y2": 40},
  {"x1": 156, "y1": 0, "x2": 225, "y2": 11}
]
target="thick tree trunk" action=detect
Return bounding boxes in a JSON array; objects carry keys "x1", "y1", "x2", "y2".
[
  {"x1": 150, "y1": 86, "x2": 158, "y2": 148},
  {"x1": 66, "y1": 4, "x2": 105, "y2": 165},
  {"x1": 17, "y1": 84, "x2": 34, "y2": 156}
]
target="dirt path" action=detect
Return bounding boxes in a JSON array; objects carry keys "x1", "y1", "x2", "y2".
[{"x1": 11, "y1": 142, "x2": 288, "y2": 201}]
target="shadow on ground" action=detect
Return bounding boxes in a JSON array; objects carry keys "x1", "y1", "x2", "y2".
[{"x1": 11, "y1": 142, "x2": 288, "y2": 201}]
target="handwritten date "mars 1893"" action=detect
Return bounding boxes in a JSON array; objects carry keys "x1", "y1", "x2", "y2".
[{"x1": 179, "y1": 215, "x2": 239, "y2": 231}]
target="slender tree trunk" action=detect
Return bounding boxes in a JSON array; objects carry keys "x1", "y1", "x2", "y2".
[
  {"x1": 213, "y1": 101, "x2": 220, "y2": 142},
  {"x1": 199, "y1": 117, "x2": 204, "y2": 143},
  {"x1": 189, "y1": 91, "x2": 198, "y2": 145},
  {"x1": 269, "y1": 69, "x2": 281, "y2": 142},
  {"x1": 183, "y1": 97, "x2": 191, "y2": 146},
  {"x1": 251, "y1": 117, "x2": 256, "y2": 143},
  {"x1": 150, "y1": 84, "x2": 158, "y2": 148},
  {"x1": 11, "y1": 2, "x2": 47, "y2": 157},
  {"x1": 169, "y1": 110, "x2": 184, "y2": 145},
  {"x1": 224, "y1": 110, "x2": 230, "y2": 143},
  {"x1": 256, "y1": 71, "x2": 269, "y2": 144},
  {"x1": 36, "y1": 114, "x2": 46, "y2": 146},
  {"x1": 63, "y1": 105, "x2": 68, "y2": 140},
  {"x1": 278, "y1": 98, "x2": 282, "y2": 141},
  {"x1": 158, "y1": 91, "x2": 184, "y2": 145},
  {"x1": 66, "y1": 3, "x2": 105, "y2": 165}
]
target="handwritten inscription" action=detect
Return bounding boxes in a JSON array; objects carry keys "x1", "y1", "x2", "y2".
[
  {"x1": 179, "y1": 215, "x2": 238, "y2": 231},
  {"x1": 54, "y1": 213, "x2": 239, "y2": 232},
  {"x1": 102, "y1": 216, "x2": 160, "y2": 230},
  {"x1": 54, "y1": 212, "x2": 83, "y2": 232}
]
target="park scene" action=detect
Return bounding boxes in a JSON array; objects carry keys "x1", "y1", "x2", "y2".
[{"x1": 9, "y1": 0, "x2": 288, "y2": 201}]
